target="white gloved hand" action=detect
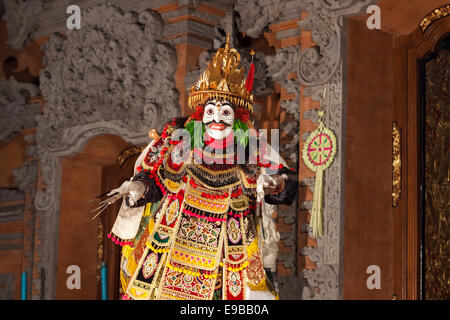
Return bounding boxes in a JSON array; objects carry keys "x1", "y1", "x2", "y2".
[
  {"x1": 107, "y1": 180, "x2": 146, "y2": 207},
  {"x1": 257, "y1": 174, "x2": 288, "y2": 199}
]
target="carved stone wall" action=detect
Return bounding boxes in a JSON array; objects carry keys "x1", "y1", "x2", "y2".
[
  {"x1": 0, "y1": 74, "x2": 40, "y2": 300},
  {"x1": 2, "y1": 0, "x2": 43, "y2": 50},
  {"x1": 0, "y1": 77, "x2": 40, "y2": 142},
  {"x1": 35, "y1": 4, "x2": 179, "y2": 299},
  {"x1": 235, "y1": 0, "x2": 287, "y2": 38}
]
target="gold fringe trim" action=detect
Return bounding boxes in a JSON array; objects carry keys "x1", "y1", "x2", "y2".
[
  {"x1": 147, "y1": 241, "x2": 170, "y2": 254},
  {"x1": 188, "y1": 90, "x2": 254, "y2": 113},
  {"x1": 166, "y1": 262, "x2": 219, "y2": 279},
  {"x1": 225, "y1": 260, "x2": 250, "y2": 272}
]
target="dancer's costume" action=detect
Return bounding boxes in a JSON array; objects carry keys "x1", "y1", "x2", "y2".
[{"x1": 107, "y1": 35, "x2": 297, "y2": 300}]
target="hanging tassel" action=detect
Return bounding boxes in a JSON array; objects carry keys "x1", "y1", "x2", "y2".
[
  {"x1": 310, "y1": 169, "x2": 324, "y2": 236},
  {"x1": 245, "y1": 49, "x2": 255, "y2": 93}
]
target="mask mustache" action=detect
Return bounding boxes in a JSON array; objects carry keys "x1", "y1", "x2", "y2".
[{"x1": 204, "y1": 120, "x2": 230, "y2": 126}]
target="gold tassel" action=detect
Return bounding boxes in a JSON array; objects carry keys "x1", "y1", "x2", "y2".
[{"x1": 310, "y1": 169, "x2": 323, "y2": 236}]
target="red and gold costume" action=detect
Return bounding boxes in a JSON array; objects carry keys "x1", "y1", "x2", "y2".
[{"x1": 108, "y1": 35, "x2": 297, "y2": 300}]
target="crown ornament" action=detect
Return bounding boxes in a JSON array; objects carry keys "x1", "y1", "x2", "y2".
[{"x1": 188, "y1": 34, "x2": 255, "y2": 113}]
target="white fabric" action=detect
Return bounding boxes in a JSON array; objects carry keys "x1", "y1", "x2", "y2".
[
  {"x1": 110, "y1": 141, "x2": 153, "y2": 239},
  {"x1": 246, "y1": 287, "x2": 276, "y2": 300},
  {"x1": 111, "y1": 199, "x2": 145, "y2": 239}
]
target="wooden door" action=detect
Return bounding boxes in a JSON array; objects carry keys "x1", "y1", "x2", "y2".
[
  {"x1": 419, "y1": 37, "x2": 449, "y2": 300},
  {"x1": 392, "y1": 16, "x2": 450, "y2": 300},
  {"x1": 56, "y1": 135, "x2": 132, "y2": 300},
  {"x1": 99, "y1": 151, "x2": 139, "y2": 300},
  {"x1": 343, "y1": 18, "x2": 396, "y2": 300}
]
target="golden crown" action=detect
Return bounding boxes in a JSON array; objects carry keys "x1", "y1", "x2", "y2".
[{"x1": 188, "y1": 34, "x2": 254, "y2": 112}]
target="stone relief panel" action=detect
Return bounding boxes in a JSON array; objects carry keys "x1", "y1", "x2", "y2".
[
  {"x1": 39, "y1": 5, "x2": 178, "y2": 153},
  {"x1": 35, "y1": 4, "x2": 179, "y2": 299},
  {"x1": 297, "y1": 0, "x2": 376, "y2": 87}
]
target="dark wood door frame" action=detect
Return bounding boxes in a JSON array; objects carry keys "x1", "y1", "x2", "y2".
[
  {"x1": 98, "y1": 151, "x2": 138, "y2": 300},
  {"x1": 393, "y1": 16, "x2": 450, "y2": 300}
]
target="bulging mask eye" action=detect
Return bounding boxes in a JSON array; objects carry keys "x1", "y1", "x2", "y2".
[
  {"x1": 205, "y1": 106, "x2": 215, "y2": 115},
  {"x1": 221, "y1": 106, "x2": 233, "y2": 118}
]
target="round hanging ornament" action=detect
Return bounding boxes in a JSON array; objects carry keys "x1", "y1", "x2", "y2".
[{"x1": 302, "y1": 108, "x2": 337, "y2": 237}]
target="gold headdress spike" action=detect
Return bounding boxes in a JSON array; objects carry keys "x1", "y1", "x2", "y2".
[
  {"x1": 224, "y1": 33, "x2": 230, "y2": 52},
  {"x1": 188, "y1": 33, "x2": 254, "y2": 113}
]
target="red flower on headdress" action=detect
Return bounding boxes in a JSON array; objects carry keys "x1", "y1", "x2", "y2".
[
  {"x1": 235, "y1": 107, "x2": 250, "y2": 123},
  {"x1": 190, "y1": 105, "x2": 204, "y2": 120}
]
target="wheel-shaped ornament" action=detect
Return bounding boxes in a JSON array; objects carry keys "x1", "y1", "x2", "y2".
[{"x1": 302, "y1": 127, "x2": 337, "y2": 172}]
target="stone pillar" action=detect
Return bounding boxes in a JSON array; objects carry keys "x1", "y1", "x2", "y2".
[
  {"x1": 0, "y1": 76, "x2": 41, "y2": 300},
  {"x1": 296, "y1": 0, "x2": 379, "y2": 300}
]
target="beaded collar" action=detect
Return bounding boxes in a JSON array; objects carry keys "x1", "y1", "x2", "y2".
[{"x1": 186, "y1": 163, "x2": 240, "y2": 190}]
